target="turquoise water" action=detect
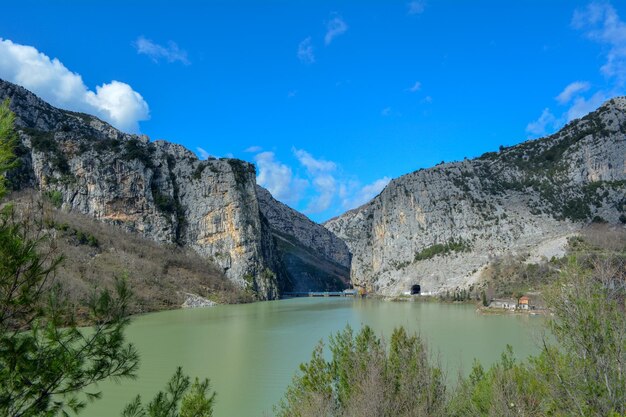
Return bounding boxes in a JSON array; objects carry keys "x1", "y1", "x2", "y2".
[{"x1": 88, "y1": 298, "x2": 545, "y2": 417}]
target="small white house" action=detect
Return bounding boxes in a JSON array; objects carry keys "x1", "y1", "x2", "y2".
[{"x1": 489, "y1": 298, "x2": 517, "y2": 310}]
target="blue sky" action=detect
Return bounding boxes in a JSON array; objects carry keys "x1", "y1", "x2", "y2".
[{"x1": 1, "y1": 1, "x2": 625, "y2": 221}]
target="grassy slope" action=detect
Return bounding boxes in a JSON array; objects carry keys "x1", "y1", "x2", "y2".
[{"x1": 8, "y1": 191, "x2": 253, "y2": 321}]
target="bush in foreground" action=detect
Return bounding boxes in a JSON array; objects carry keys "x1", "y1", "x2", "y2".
[
  {"x1": 277, "y1": 254, "x2": 626, "y2": 417},
  {"x1": 276, "y1": 325, "x2": 445, "y2": 417}
]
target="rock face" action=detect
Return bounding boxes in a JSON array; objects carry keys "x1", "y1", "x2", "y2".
[
  {"x1": 8, "y1": 77, "x2": 624, "y2": 299},
  {"x1": 325, "y1": 98, "x2": 626, "y2": 295},
  {"x1": 0, "y1": 79, "x2": 346, "y2": 299},
  {"x1": 181, "y1": 293, "x2": 217, "y2": 308},
  {"x1": 257, "y1": 186, "x2": 350, "y2": 291}
]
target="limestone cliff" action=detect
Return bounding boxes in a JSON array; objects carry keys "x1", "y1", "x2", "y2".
[
  {"x1": 256, "y1": 185, "x2": 350, "y2": 291},
  {"x1": 1, "y1": 80, "x2": 290, "y2": 298},
  {"x1": 325, "y1": 98, "x2": 626, "y2": 295}
]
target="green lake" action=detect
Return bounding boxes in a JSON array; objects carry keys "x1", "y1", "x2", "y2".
[{"x1": 88, "y1": 298, "x2": 546, "y2": 417}]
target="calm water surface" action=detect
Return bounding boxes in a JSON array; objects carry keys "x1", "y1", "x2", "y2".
[{"x1": 89, "y1": 298, "x2": 545, "y2": 417}]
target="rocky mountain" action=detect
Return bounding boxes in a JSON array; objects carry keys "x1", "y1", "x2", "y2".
[
  {"x1": 0, "y1": 79, "x2": 348, "y2": 299},
  {"x1": 325, "y1": 98, "x2": 626, "y2": 296},
  {"x1": 256, "y1": 186, "x2": 350, "y2": 291}
]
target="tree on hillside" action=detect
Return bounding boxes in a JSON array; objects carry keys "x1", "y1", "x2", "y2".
[
  {"x1": 0, "y1": 99, "x2": 140, "y2": 416},
  {"x1": 0, "y1": 99, "x2": 18, "y2": 199}
]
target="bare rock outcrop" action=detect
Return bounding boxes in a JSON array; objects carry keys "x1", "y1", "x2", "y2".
[
  {"x1": 256, "y1": 185, "x2": 350, "y2": 291},
  {"x1": 325, "y1": 98, "x2": 626, "y2": 295},
  {"x1": 1, "y1": 80, "x2": 288, "y2": 299}
]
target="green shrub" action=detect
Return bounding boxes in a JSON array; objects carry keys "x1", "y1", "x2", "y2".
[
  {"x1": 226, "y1": 159, "x2": 251, "y2": 185},
  {"x1": 561, "y1": 198, "x2": 591, "y2": 221},
  {"x1": 24, "y1": 128, "x2": 72, "y2": 174},
  {"x1": 276, "y1": 326, "x2": 445, "y2": 417},
  {"x1": 152, "y1": 190, "x2": 176, "y2": 215},
  {"x1": 24, "y1": 128, "x2": 56, "y2": 153},
  {"x1": 122, "y1": 139, "x2": 154, "y2": 169},
  {"x1": 76, "y1": 230, "x2": 88, "y2": 245},
  {"x1": 156, "y1": 194, "x2": 175, "y2": 214},
  {"x1": 414, "y1": 239, "x2": 471, "y2": 262},
  {"x1": 122, "y1": 367, "x2": 215, "y2": 417},
  {"x1": 92, "y1": 138, "x2": 121, "y2": 153},
  {"x1": 87, "y1": 234, "x2": 99, "y2": 247},
  {"x1": 192, "y1": 163, "x2": 207, "y2": 180},
  {"x1": 44, "y1": 190, "x2": 63, "y2": 208}
]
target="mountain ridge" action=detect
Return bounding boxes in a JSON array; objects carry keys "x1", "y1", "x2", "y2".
[
  {"x1": 4, "y1": 76, "x2": 625, "y2": 299},
  {"x1": 325, "y1": 97, "x2": 626, "y2": 295},
  {"x1": 0, "y1": 78, "x2": 349, "y2": 300},
  {"x1": 256, "y1": 185, "x2": 350, "y2": 291}
]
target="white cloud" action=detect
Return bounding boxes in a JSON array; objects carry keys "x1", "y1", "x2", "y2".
[
  {"x1": 307, "y1": 174, "x2": 337, "y2": 213},
  {"x1": 196, "y1": 147, "x2": 211, "y2": 160},
  {"x1": 528, "y1": 87, "x2": 611, "y2": 137},
  {"x1": 245, "y1": 145, "x2": 263, "y2": 153},
  {"x1": 407, "y1": 81, "x2": 422, "y2": 92},
  {"x1": 134, "y1": 36, "x2": 190, "y2": 65},
  {"x1": 526, "y1": 3, "x2": 626, "y2": 137},
  {"x1": 297, "y1": 37, "x2": 315, "y2": 64},
  {"x1": 565, "y1": 90, "x2": 610, "y2": 121},
  {"x1": 254, "y1": 147, "x2": 390, "y2": 217},
  {"x1": 293, "y1": 148, "x2": 338, "y2": 213},
  {"x1": 342, "y1": 177, "x2": 391, "y2": 210},
  {"x1": 325, "y1": 16, "x2": 348, "y2": 45},
  {"x1": 572, "y1": 2, "x2": 626, "y2": 83},
  {"x1": 526, "y1": 108, "x2": 557, "y2": 136},
  {"x1": 291, "y1": 148, "x2": 390, "y2": 214},
  {"x1": 293, "y1": 148, "x2": 336, "y2": 175},
  {"x1": 556, "y1": 81, "x2": 591, "y2": 104},
  {"x1": 255, "y1": 151, "x2": 308, "y2": 204},
  {"x1": 85, "y1": 82, "x2": 149, "y2": 132},
  {"x1": 0, "y1": 38, "x2": 149, "y2": 132},
  {"x1": 381, "y1": 107, "x2": 392, "y2": 116},
  {"x1": 408, "y1": 1, "x2": 426, "y2": 15}
]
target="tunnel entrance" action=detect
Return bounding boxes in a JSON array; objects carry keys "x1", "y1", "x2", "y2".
[{"x1": 410, "y1": 284, "x2": 421, "y2": 295}]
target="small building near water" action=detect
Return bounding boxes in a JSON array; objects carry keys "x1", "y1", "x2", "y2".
[
  {"x1": 489, "y1": 298, "x2": 517, "y2": 310},
  {"x1": 518, "y1": 296, "x2": 530, "y2": 310}
]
